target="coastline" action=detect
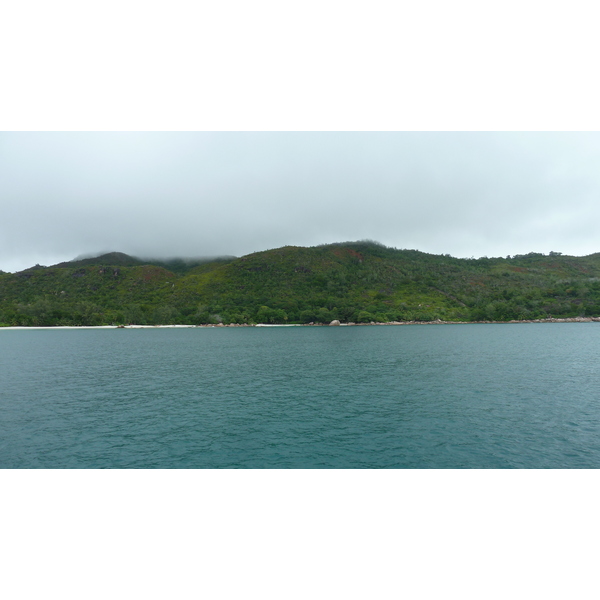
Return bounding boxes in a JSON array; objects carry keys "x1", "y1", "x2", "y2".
[{"x1": 1, "y1": 317, "x2": 600, "y2": 330}]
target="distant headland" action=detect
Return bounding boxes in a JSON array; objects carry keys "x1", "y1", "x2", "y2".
[{"x1": 2, "y1": 241, "x2": 600, "y2": 327}]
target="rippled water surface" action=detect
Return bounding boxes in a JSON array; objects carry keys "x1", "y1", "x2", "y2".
[{"x1": 2, "y1": 324, "x2": 600, "y2": 468}]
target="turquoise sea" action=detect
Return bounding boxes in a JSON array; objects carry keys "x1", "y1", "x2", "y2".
[{"x1": 1, "y1": 323, "x2": 600, "y2": 468}]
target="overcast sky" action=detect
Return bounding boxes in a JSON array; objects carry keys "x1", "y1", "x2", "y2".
[{"x1": 2, "y1": 131, "x2": 600, "y2": 272}]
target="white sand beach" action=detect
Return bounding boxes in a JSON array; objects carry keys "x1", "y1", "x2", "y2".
[{"x1": 2, "y1": 317, "x2": 600, "y2": 330}]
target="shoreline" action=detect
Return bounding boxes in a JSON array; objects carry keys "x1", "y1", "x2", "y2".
[{"x1": 1, "y1": 317, "x2": 600, "y2": 330}]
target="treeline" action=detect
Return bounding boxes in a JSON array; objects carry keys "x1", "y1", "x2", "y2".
[{"x1": 2, "y1": 243, "x2": 600, "y2": 326}]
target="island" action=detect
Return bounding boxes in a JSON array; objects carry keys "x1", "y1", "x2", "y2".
[{"x1": 1, "y1": 241, "x2": 600, "y2": 327}]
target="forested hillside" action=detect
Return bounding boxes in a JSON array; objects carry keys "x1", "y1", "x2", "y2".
[{"x1": 2, "y1": 241, "x2": 600, "y2": 326}]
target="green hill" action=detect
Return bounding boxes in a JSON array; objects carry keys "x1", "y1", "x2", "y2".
[
  {"x1": 2, "y1": 242, "x2": 600, "y2": 326},
  {"x1": 52, "y1": 252, "x2": 236, "y2": 274}
]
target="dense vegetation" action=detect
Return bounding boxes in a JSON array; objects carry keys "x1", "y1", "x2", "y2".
[{"x1": 3, "y1": 242, "x2": 600, "y2": 326}]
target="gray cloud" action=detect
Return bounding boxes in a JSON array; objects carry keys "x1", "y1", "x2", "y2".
[{"x1": 2, "y1": 132, "x2": 600, "y2": 272}]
